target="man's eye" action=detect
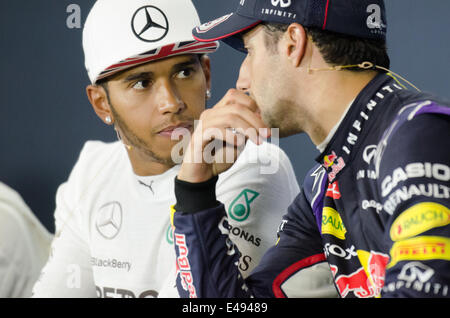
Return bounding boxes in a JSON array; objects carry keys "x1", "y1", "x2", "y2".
[
  {"x1": 176, "y1": 68, "x2": 194, "y2": 79},
  {"x1": 132, "y1": 80, "x2": 150, "y2": 90}
]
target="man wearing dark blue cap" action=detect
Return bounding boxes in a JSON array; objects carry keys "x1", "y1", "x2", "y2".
[{"x1": 171, "y1": 0, "x2": 450, "y2": 297}]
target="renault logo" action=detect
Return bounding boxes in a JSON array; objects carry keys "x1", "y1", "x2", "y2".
[
  {"x1": 131, "y1": 6, "x2": 169, "y2": 43},
  {"x1": 96, "y1": 202, "x2": 123, "y2": 239}
]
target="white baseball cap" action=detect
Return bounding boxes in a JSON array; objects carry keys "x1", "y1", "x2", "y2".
[{"x1": 83, "y1": 0, "x2": 219, "y2": 84}]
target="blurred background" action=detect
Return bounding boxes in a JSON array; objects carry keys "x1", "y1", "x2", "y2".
[{"x1": 1, "y1": 0, "x2": 449, "y2": 233}]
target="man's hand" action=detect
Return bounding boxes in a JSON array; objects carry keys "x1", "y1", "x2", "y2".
[{"x1": 178, "y1": 89, "x2": 270, "y2": 183}]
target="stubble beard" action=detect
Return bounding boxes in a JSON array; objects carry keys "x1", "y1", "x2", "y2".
[
  {"x1": 109, "y1": 105, "x2": 176, "y2": 167},
  {"x1": 261, "y1": 98, "x2": 304, "y2": 138}
]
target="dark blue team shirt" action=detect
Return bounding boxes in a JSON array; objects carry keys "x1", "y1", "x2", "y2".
[{"x1": 172, "y1": 73, "x2": 450, "y2": 298}]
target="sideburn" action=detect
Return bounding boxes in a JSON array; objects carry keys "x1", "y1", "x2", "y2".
[{"x1": 108, "y1": 99, "x2": 175, "y2": 167}]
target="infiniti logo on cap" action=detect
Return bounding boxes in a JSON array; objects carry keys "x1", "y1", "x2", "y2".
[
  {"x1": 271, "y1": 0, "x2": 291, "y2": 8},
  {"x1": 131, "y1": 6, "x2": 169, "y2": 43},
  {"x1": 96, "y1": 201, "x2": 123, "y2": 239}
]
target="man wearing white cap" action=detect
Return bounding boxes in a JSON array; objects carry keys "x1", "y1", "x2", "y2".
[{"x1": 31, "y1": 0, "x2": 305, "y2": 297}]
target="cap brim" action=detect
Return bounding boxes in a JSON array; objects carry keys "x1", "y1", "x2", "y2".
[
  {"x1": 96, "y1": 40, "x2": 218, "y2": 83},
  {"x1": 193, "y1": 13, "x2": 261, "y2": 52}
]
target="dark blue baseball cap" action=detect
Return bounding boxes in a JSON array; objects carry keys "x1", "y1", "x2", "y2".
[{"x1": 193, "y1": 0, "x2": 387, "y2": 52}]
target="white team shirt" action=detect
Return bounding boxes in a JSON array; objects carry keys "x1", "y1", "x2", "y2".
[
  {"x1": 0, "y1": 182, "x2": 52, "y2": 297},
  {"x1": 32, "y1": 140, "x2": 299, "y2": 297}
]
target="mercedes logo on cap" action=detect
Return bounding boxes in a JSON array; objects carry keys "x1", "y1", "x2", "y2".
[
  {"x1": 95, "y1": 202, "x2": 123, "y2": 239},
  {"x1": 131, "y1": 6, "x2": 169, "y2": 43}
]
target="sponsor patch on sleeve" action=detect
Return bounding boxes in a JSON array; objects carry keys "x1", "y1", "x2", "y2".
[
  {"x1": 390, "y1": 202, "x2": 450, "y2": 241},
  {"x1": 388, "y1": 236, "x2": 450, "y2": 268},
  {"x1": 321, "y1": 207, "x2": 347, "y2": 240}
]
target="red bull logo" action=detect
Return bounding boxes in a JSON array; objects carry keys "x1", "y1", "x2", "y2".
[
  {"x1": 323, "y1": 151, "x2": 346, "y2": 182},
  {"x1": 330, "y1": 251, "x2": 389, "y2": 298},
  {"x1": 323, "y1": 152, "x2": 338, "y2": 168},
  {"x1": 174, "y1": 233, "x2": 197, "y2": 298}
]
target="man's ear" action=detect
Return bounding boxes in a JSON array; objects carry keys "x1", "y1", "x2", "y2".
[
  {"x1": 86, "y1": 84, "x2": 113, "y2": 125},
  {"x1": 283, "y1": 23, "x2": 308, "y2": 68},
  {"x1": 199, "y1": 55, "x2": 212, "y2": 91}
]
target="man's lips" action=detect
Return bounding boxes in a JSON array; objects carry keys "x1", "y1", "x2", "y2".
[{"x1": 157, "y1": 122, "x2": 193, "y2": 137}]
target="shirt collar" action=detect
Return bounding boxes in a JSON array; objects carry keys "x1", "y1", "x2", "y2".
[{"x1": 315, "y1": 73, "x2": 395, "y2": 182}]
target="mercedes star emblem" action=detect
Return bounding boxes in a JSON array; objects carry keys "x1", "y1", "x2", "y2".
[
  {"x1": 96, "y1": 202, "x2": 123, "y2": 239},
  {"x1": 131, "y1": 6, "x2": 169, "y2": 43}
]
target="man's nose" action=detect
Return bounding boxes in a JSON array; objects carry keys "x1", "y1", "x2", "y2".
[
  {"x1": 236, "y1": 57, "x2": 251, "y2": 93},
  {"x1": 155, "y1": 79, "x2": 185, "y2": 114}
]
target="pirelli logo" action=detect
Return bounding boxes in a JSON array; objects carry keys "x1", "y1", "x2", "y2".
[{"x1": 388, "y1": 236, "x2": 450, "y2": 268}]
